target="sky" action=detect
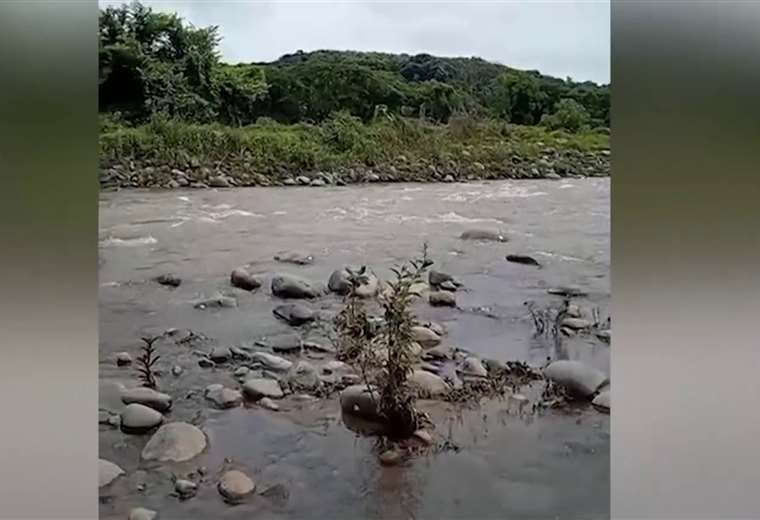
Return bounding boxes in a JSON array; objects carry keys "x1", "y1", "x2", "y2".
[{"x1": 100, "y1": 1, "x2": 610, "y2": 84}]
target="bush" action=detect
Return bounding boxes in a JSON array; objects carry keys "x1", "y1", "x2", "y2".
[{"x1": 540, "y1": 98, "x2": 590, "y2": 133}]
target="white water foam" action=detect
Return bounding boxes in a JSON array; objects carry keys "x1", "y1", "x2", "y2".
[{"x1": 100, "y1": 236, "x2": 157, "y2": 247}]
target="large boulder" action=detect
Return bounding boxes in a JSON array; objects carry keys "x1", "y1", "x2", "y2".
[
  {"x1": 120, "y1": 403, "x2": 163, "y2": 434},
  {"x1": 99, "y1": 459, "x2": 124, "y2": 488},
  {"x1": 209, "y1": 346, "x2": 232, "y2": 363},
  {"x1": 543, "y1": 360, "x2": 608, "y2": 398},
  {"x1": 242, "y1": 378, "x2": 284, "y2": 400},
  {"x1": 271, "y1": 273, "x2": 319, "y2": 299},
  {"x1": 459, "y1": 229, "x2": 507, "y2": 242},
  {"x1": 231, "y1": 267, "x2": 261, "y2": 291},
  {"x1": 273, "y1": 303, "x2": 315, "y2": 326},
  {"x1": 328, "y1": 266, "x2": 378, "y2": 297},
  {"x1": 340, "y1": 384, "x2": 382, "y2": 422},
  {"x1": 408, "y1": 370, "x2": 450, "y2": 398},
  {"x1": 121, "y1": 387, "x2": 172, "y2": 413},
  {"x1": 141, "y1": 422, "x2": 207, "y2": 462}
]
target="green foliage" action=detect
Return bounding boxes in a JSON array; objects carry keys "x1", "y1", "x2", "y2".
[
  {"x1": 540, "y1": 98, "x2": 591, "y2": 133},
  {"x1": 99, "y1": 3, "x2": 609, "y2": 131},
  {"x1": 136, "y1": 336, "x2": 160, "y2": 389}
]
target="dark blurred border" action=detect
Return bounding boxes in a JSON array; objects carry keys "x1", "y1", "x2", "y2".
[
  {"x1": 3, "y1": 0, "x2": 760, "y2": 518},
  {"x1": 612, "y1": 1, "x2": 760, "y2": 518},
  {"x1": 0, "y1": 1, "x2": 97, "y2": 518}
]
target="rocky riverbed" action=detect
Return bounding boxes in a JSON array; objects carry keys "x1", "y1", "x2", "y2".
[
  {"x1": 99, "y1": 178, "x2": 610, "y2": 519},
  {"x1": 100, "y1": 149, "x2": 609, "y2": 190}
]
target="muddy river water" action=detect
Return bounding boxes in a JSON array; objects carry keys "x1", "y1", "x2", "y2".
[{"x1": 99, "y1": 179, "x2": 610, "y2": 519}]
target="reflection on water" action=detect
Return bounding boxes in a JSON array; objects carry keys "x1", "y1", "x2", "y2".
[{"x1": 99, "y1": 179, "x2": 609, "y2": 519}]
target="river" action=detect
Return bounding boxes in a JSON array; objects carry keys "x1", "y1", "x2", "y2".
[{"x1": 99, "y1": 178, "x2": 610, "y2": 519}]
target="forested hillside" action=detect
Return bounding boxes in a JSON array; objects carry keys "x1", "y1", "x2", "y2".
[{"x1": 99, "y1": 2, "x2": 610, "y2": 189}]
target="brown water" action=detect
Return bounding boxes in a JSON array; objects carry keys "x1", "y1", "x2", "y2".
[{"x1": 99, "y1": 179, "x2": 610, "y2": 519}]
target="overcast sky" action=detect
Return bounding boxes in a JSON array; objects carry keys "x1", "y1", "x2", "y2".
[{"x1": 100, "y1": 1, "x2": 610, "y2": 84}]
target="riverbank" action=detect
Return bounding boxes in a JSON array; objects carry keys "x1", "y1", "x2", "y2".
[{"x1": 100, "y1": 116, "x2": 609, "y2": 190}]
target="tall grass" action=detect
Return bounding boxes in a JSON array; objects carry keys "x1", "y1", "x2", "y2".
[{"x1": 100, "y1": 112, "x2": 609, "y2": 176}]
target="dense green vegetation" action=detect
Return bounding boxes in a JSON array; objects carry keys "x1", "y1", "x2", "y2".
[{"x1": 99, "y1": 2, "x2": 610, "y2": 187}]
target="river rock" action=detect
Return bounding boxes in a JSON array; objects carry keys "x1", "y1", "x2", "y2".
[
  {"x1": 259, "y1": 397, "x2": 280, "y2": 411},
  {"x1": 121, "y1": 387, "x2": 172, "y2": 413},
  {"x1": 506, "y1": 254, "x2": 541, "y2": 267},
  {"x1": 439, "y1": 281, "x2": 458, "y2": 292},
  {"x1": 428, "y1": 270, "x2": 459, "y2": 288},
  {"x1": 409, "y1": 370, "x2": 450, "y2": 397},
  {"x1": 265, "y1": 334, "x2": 302, "y2": 354},
  {"x1": 409, "y1": 282, "x2": 429, "y2": 296},
  {"x1": 459, "y1": 229, "x2": 507, "y2": 242},
  {"x1": 296, "y1": 175, "x2": 311, "y2": 185},
  {"x1": 234, "y1": 367, "x2": 250, "y2": 378},
  {"x1": 592, "y1": 388, "x2": 610, "y2": 413},
  {"x1": 429, "y1": 291, "x2": 456, "y2": 307},
  {"x1": 209, "y1": 175, "x2": 231, "y2": 188},
  {"x1": 443, "y1": 174, "x2": 455, "y2": 183},
  {"x1": 230, "y1": 267, "x2": 261, "y2": 291},
  {"x1": 413, "y1": 430, "x2": 434, "y2": 445},
  {"x1": 323, "y1": 360, "x2": 352, "y2": 375},
  {"x1": 243, "y1": 378, "x2": 284, "y2": 400},
  {"x1": 198, "y1": 358, "x2": 215, "y2": 368},
  {"x1": 273, "y1": 303, "x2": 315, "y2": 326},
  {"x1": 274, "y1": 251, "x2": 314, "y2": 265},
  {"x1": 310, "y1": 178, "x2": 325, "y2": 187},
  {"x1": 128, "y1": 507, "x2": 157, "y2": 520},
  {"x1": 461, "y1": 357, "x2": 488, "y2": 377},
  {"x1": 422, "y1": 345, "x2": 453, "y2": 361},
  {"x1": 546, "y1": 172, "x2": 562, "y2": 180},
  {"x1": 251, "y1": 352, "x2": 293, "y2": 371},
  {"x1": 193, "y1": 294, "x2": 237, "y2": 309},
  {"x1": 595, "y1": 330, "x2": 611, "y2": 343},
  {"x1": 209, "y1": 346, "x2": 232, "y2": 363},
  {"x1": 115, "y1": 352, "x2": 132, "y2": 366},
  {"x1": 379, "y1": 449, "x2": 402, "y2": 466},
  {"x1": 283, "y1": 177, "x2": 296, "y2": 186},
  {"x1": 408, "y1": 342, "x2": 423, "y2": 358},
  {"x1": 99, "y1": 459, "x2": 124, "y2": 488},
  {"x1": 411, "y1": 326, "x2": 441, "y2": 348},
  {"x1": 285, "y1": 360, "x2": 320, "y2": 391},
  {"x1": 206, "y1": 386, "x2": 243, "y2": 409},
  {"x1": 303, "y1": 340, "x2": 335, "y2": 354},
  {"x1": 175, "y1": 479, "x2": 198, "y2": 498},
  {"x1": 218, "y1": 470, "x2": 255, "y2": 502},
  {"x1": 561, "y1": 318, "x2": 592, "y2": 330},
  {"x1": 547, "y1": 286, "x2": 587, "y2": 297},
  {"x1": 566, "y1": 304, "x2": 583, "y2": 318},
  {"x1": 271, "y1": 273, "x2": 319, "y2": 299},
  {"x1": 543, "y1": 360, "x2": 608, "y2": 398},
  {"x1": 155, "y1": 273, "x2": 181, "y2": 287},
  {"x1": 141, "y1": 422, "x2": 207, "y2": 462},
  {"x1": 172, "y1": 365, "x2": 183, "y2": 377},
  {"x1": 328, "y1": 266, "x2": 378, "y2": 297},
  {"x1": 420, "y1": 362, "x2": 441, "y2": 374},
  {"x1": 120, "y1": 403, "x2": 163, "y2": 433},
  {"x1": 340, "y1": 384, "x2": 382, "y2": 421}
]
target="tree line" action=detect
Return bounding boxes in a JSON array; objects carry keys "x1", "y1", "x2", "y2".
[{"x1": 100, "y1": 2, "x2": 609, "y2": 133}]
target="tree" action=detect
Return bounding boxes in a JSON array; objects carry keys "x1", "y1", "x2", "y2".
[
  {"x1": 489, "y1": 71, "x2": 547, "y2": 125},
  {"x1": 540, "y1": 98, "x2": 590, "y2": 133}
]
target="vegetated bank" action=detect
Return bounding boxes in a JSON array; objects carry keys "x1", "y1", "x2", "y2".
[
  {"x1": 100, "y1": 114, "x2": 609, "y2": 189},
  {"x1": 99, "y1": 2, "x2": 609, "y2": 189}
]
